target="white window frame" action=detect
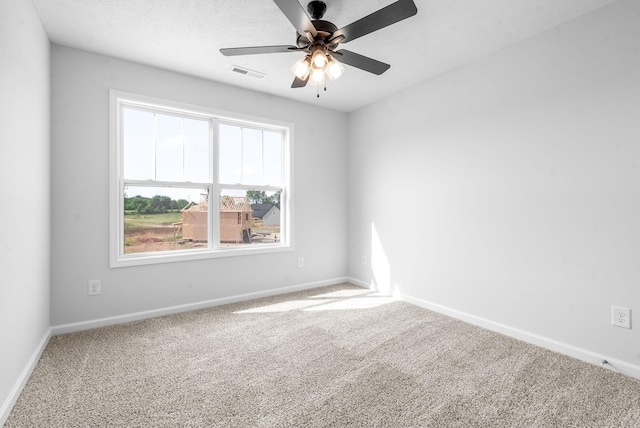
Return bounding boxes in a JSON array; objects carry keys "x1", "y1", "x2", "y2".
[{"x1": 109, "y1": 90, "x2": 293, "y2": 268}]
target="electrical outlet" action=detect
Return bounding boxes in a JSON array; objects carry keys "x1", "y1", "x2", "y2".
[
  {"x1": 88, "y1": 280, "x2": 101, "y2": 296},
  {"x1": 297, "y1": 257, "x2": 304, "y2": 268},
  {"x1": 611, "y1": 305, "x2": 631, "y2": 329},
  {"x1": 361, "y1": 255, "x2": 367, "y2": 266}
]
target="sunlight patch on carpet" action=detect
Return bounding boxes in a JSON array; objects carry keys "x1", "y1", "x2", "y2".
[
  {"x1": 309, "y1": 289, "x2": 373, "y2": 299},
  {"x1": 233, "y1": 299, "x2": 335, "y2": 313},
  {"x1": 304, "y1": 296, "x2": 397, "y2": 311},
  {"x1": 233, "y1": 294, "x2": 397, "y2": 313}
]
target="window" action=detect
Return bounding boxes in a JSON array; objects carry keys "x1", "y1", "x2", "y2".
[{"x1": 110, "y1": 91, "x2": 292, "y2": 267}]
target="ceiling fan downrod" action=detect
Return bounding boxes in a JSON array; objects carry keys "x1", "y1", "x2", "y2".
[{"x1": 307, "y1": 1, "x2": 327, "y2": 20}]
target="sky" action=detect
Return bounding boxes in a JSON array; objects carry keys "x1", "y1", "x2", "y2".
[{"x1": 122, "y1": 107, "x2": 284, "y2": 203}]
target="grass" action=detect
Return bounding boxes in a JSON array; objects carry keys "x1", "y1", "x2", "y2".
[
  {"x1": 124, "y1": 211, "x2": 182, "y2": 233},
  {"x1": 124, "y1": 212, "x2": 184, "y2": 253}
]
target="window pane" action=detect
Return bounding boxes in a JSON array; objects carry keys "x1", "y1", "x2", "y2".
[
  {"x1": 219, "y1": 189, "x2": 281, "y2": 247},
  {"x1": 242, "y1": 128, "x2": 262, "y2": 184},
  {"x1": 219, "y1": 124, "x2": 242, "y2": 184},
  {"x1": 123, "y1": 185, "x2": 208, "y2": 254},
  {"x1": 219, "y1": 125, "x2": 284, "y2": 186},
  {"x1": 263, "y1": 131, "x2": 283, "y2": 186},
  {"x1": 123, "y1": 108, "x2": 154, "y2": 180},
  {"x1": 155, "y1": 114, "x2": 183, "y2": 181},
  {"x1": 184, "y1": 118, "x2": 210, "y2": 182}
]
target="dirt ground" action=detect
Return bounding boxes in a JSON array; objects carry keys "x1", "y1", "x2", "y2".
[{"x1": 124, "y1": 225, "x2": 279, "y2": 254}]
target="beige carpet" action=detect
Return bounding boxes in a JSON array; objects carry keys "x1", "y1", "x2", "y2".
[{"x1": 6, "y1": 283, "x2": 640, "y2": 427}]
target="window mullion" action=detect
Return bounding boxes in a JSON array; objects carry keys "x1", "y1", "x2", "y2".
[
  {"x1": 240, "y1": 127, "x2": 244, "y2": 184},
  {"x1": 123, "y1": 179, "x2": 210, "y2": 189},
  {"x1": 181, "y1": 118, "x2": 185, "y2": 181},
  {"x1": 211, "y1": 119, "x2": 219, "y2": 249},
  {"x1": 218, "y1": 183, "x2": 282, "y2": 192},
  {"x1": 116, "y1": 103, "x2": 125, "y2": 258},
  {"x1": 152, "y1": 113, "x2": 157, "y2": 181}
]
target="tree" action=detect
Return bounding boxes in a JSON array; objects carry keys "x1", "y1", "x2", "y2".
[
  {"x1": 173, "y1": 199, "x2": 189, "y2": 210},
  {"x1": 246, "y1": 190, "x2": 281, "y2": 205},
  {"x1": 149, "y1": 195, "x2": 172, "y2": 213},
  {"x1": 124, "y1": 195, "x2": 185, "y2": 214},
  {"x1": 246, "y1": 190, "x2": 267, "y2": 204},
  {"x1": 124, "y1": 195, "x2": 151, "y2": 213},
  {"x1": 264, "y1": 190, "x2": 281, "y2": 206}
]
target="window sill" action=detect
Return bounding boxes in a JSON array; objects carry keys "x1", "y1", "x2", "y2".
[{"x1": 110, "y1": 244, "x2": 293, "y2": 268}]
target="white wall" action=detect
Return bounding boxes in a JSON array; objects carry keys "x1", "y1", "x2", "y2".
[
  {"x1": 348, "y1": 0, "x2": 640, "y2": 371},
  {"x1": 50, "y1": 46, "x2": 348, "y2": 326},
  {"x1": 0, "y1": 0, "x2": 51, "y2": 421}
]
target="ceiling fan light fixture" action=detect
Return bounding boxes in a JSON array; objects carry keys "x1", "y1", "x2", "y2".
[
  {"x1": 326, "y1": 56, "x2": 345, "y2": 80},
  {"x1": 292, "y1": 56, "x2": 311, "y2": 79},
  {"x1": 311, "y1": 49, "x2": 328, "y2": 68},
  {"x1": 309, "y1": 66, "x2": 326, "y2": 85},
  {"x1": 294, "y1": 51, "x2": 344, "y2": 86}
]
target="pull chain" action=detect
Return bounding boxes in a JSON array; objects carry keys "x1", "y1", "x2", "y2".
[{"x1": 316, "y1": 82, "x2": 328, "y2": 98}]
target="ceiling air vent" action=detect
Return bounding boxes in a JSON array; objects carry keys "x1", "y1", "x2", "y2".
[{"x1": 231, "y1": 66, "x2": 266, "y2": 79}]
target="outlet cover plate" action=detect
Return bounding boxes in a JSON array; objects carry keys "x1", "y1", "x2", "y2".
[
  {"x1": 612, "y1": 305, "x2": 631, "y2": 329},
  {"x1": 88, "y1": 280, "x2": 101, "y2": 296}
]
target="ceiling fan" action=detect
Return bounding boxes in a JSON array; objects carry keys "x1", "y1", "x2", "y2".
[{"x1": 220, "y1": 0, "x2": 418, "y2": 93}]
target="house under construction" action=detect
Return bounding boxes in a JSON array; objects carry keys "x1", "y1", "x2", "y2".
[{"x1": 181, "y1": 195, "x2": 253, "y2": 244}]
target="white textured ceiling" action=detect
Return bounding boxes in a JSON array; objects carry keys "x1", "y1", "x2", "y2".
[{"x1": 32, "y1": 0, "x2": 617, "y2": 112}]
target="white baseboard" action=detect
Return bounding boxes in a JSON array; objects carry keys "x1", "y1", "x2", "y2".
[
  {"x1": 401, "y1": 292, "x2": 640, "y2": 380},
  {"x1": 345, "y1": 276, "x2": 373, "y2": 290},
  {"x1": 52, "y1": 277, "x2": 350, "y2": 335},
  {"x1": 0, "y1": 327, "x2": 51, "y2": 426}
]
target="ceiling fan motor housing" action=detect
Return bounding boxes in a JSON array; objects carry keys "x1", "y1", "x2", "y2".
[
  {"x1": 296, "y1": 18, "x2": 339, "y2": 48},
  {"x1": 294, "y1": 1, "x2": 340, "y2": 49}
]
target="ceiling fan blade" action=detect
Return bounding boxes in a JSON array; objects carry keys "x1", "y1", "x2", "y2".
[
  {"x1": 334, "y1": 49, "x2": 390, "y2": 75},
  {"x1": 333, "y1": 0, "x2": 417, "y2": 44},
  {"x1": 220, "y1": 45, "x2": 298, "y2": 56},
  {"x1": 291, "y1": 75, "x2": 309, "y2": 88},
  {"x1": 273, "y1": 0, "x2": 318, "y2": 39}
]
